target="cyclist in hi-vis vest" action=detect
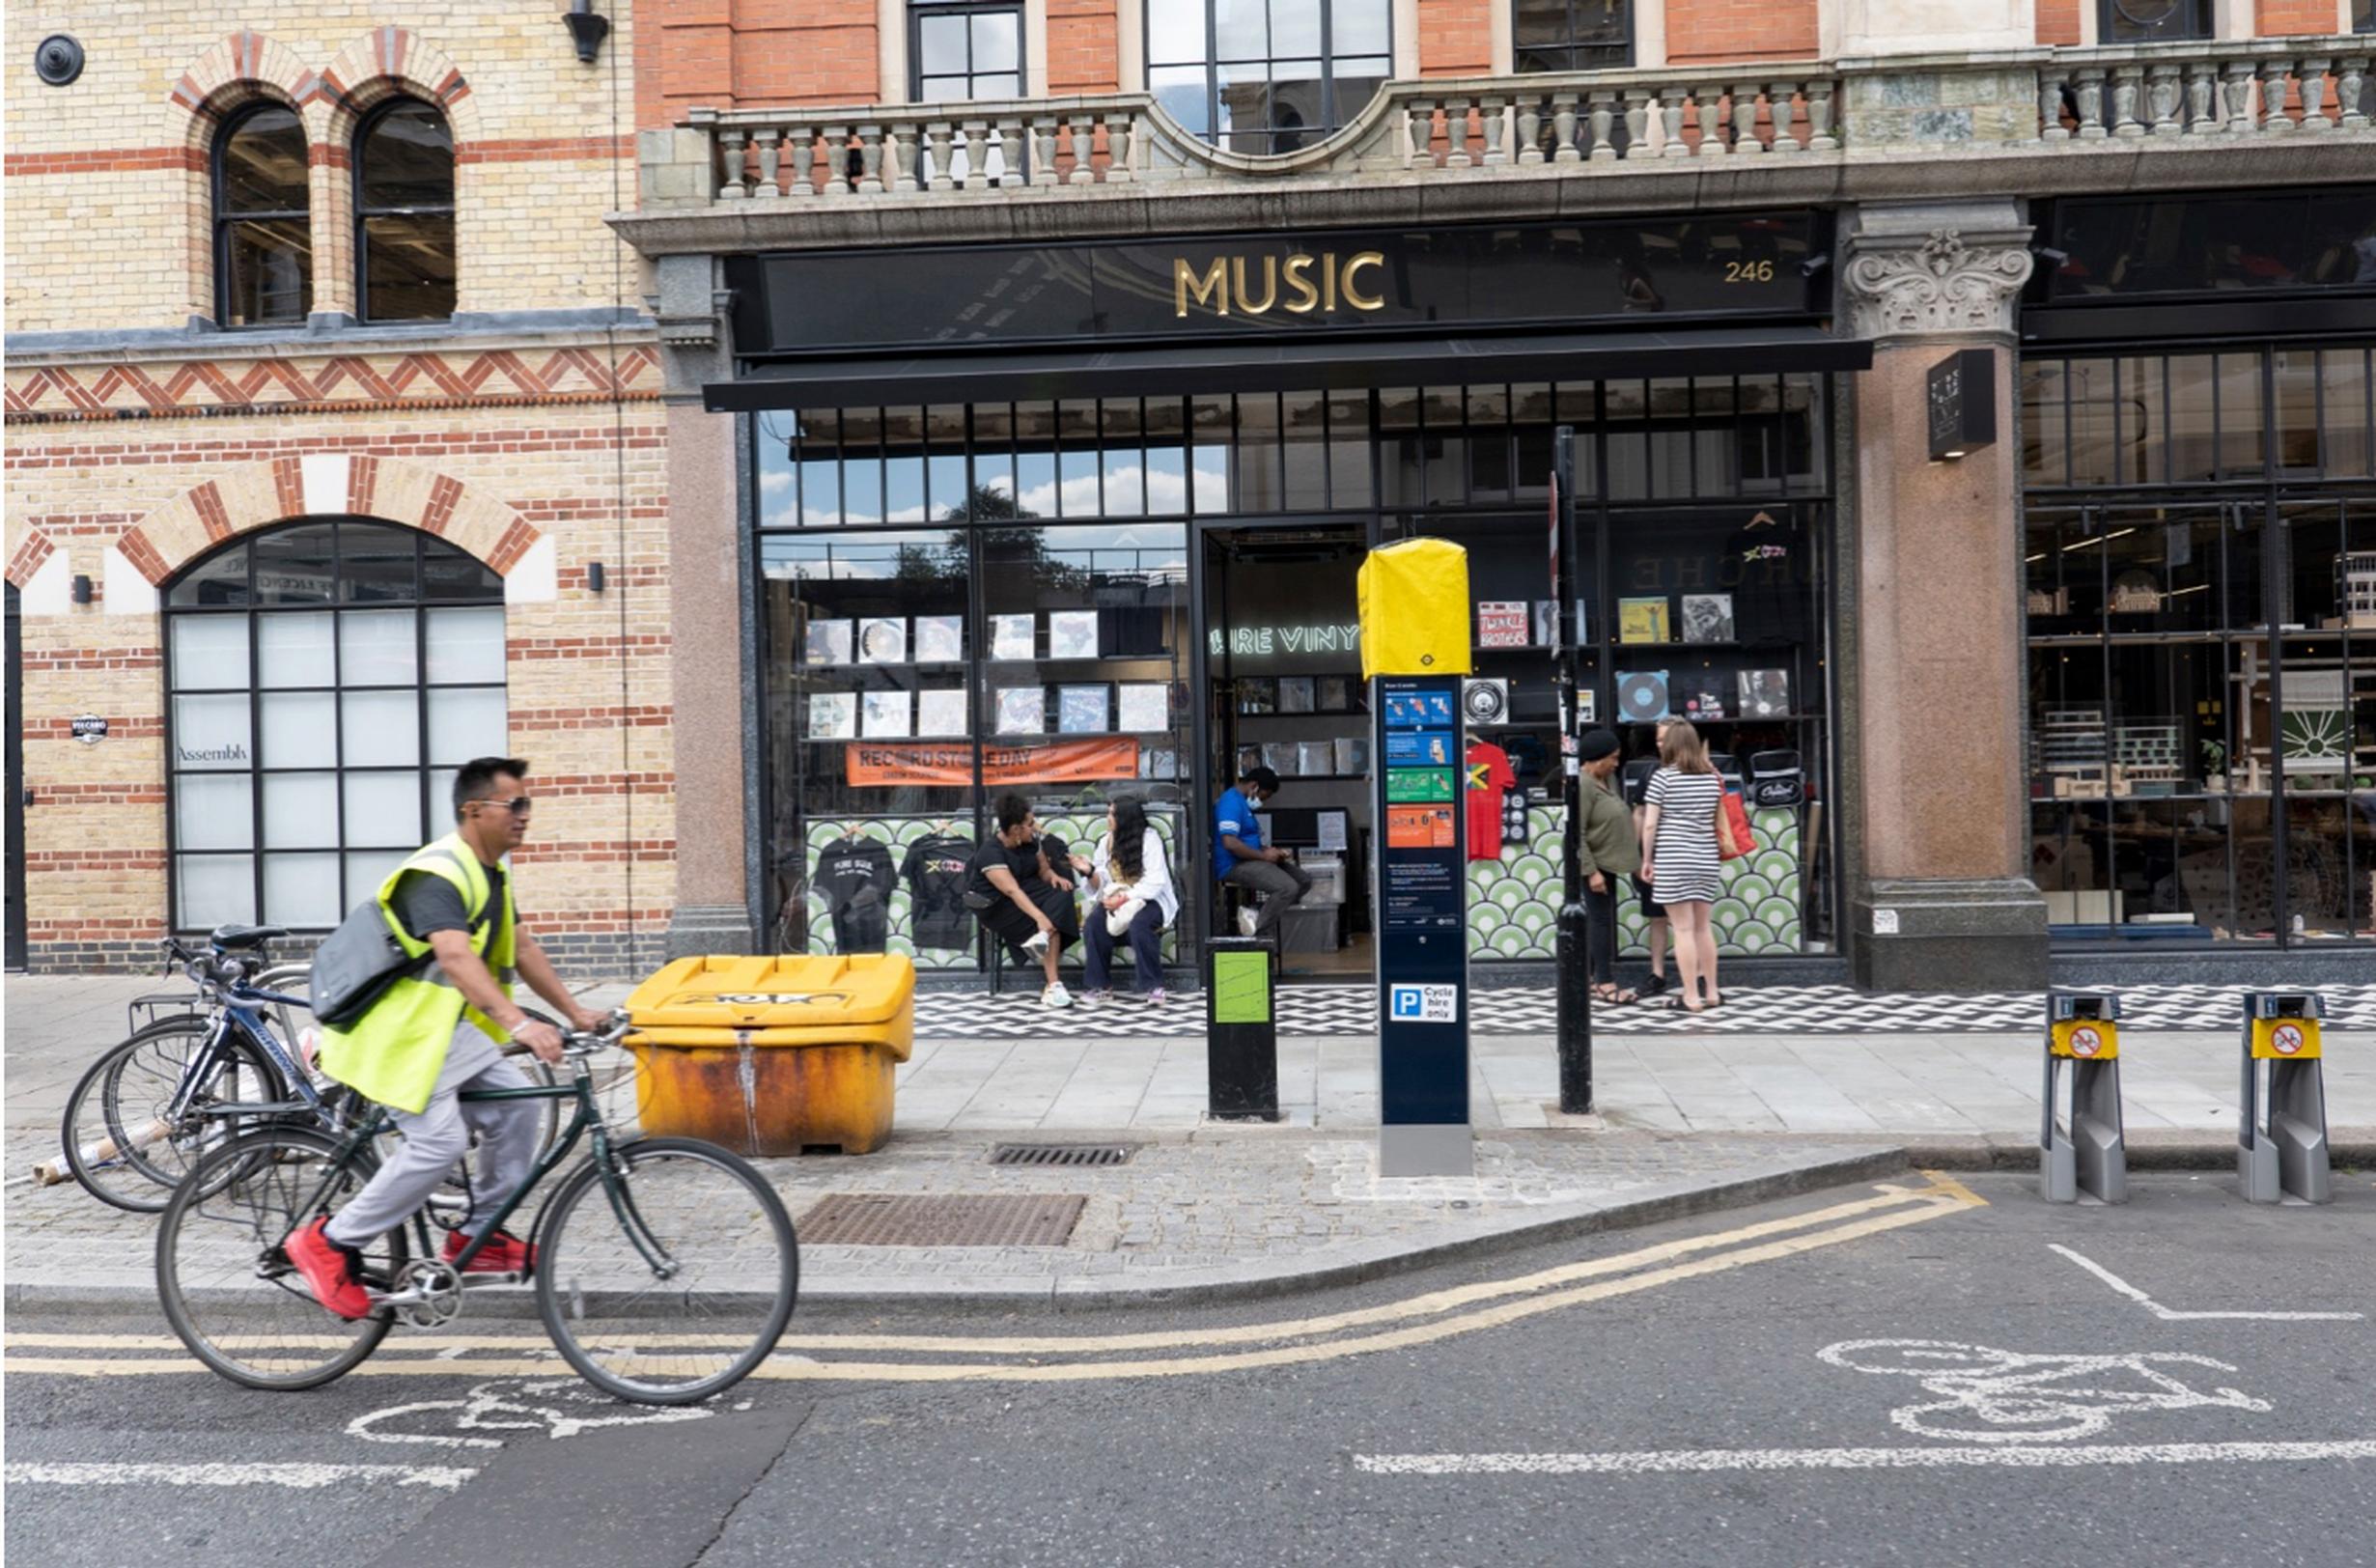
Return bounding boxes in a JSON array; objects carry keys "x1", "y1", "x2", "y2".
[{"x1": 289, "y1": 756, "x2": 607, "y2": 1319}]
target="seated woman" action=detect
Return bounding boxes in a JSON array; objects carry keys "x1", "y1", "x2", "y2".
[{"x1": 1070, "y1": 796, "x2": 1177, "y2": 1004}]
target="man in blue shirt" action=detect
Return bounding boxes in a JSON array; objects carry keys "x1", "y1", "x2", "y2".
[{"x1": 1214, "y1": 765, "x2": 1310, "y2": 938}]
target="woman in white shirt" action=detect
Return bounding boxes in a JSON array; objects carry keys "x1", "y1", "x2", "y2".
[{"x1": 1070, "y1": 796, "x2": 1177, "y2": 1003}]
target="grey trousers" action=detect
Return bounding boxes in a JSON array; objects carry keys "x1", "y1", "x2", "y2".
[
  {"x1": 1222, "y1": 858, "x2": 1313, "y2": 937},
  {"x1": 325, "y1": 1023, "x2": 543, "y2": 1246}
]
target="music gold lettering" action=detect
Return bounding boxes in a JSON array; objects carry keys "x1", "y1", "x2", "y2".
[
  {"x1": 1175, "y1": 256, "x2": 1230, "y2": 318},
  {"x1": 1282, "y1": 254, "x2": 1322, "y2": 314},
  {"x1": 1172, "y1": 252, "x2": 1387, "y2": 320}
]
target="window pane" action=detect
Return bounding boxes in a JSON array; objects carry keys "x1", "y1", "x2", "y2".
[
  {"x1": 421, "y1": 541, "x2": 503, "y2": 601},
  {"x1": 425, "y1": 605, "x2": 506, "y2": 684},
  {"x1": 1272, "y1": 0, "x2": 1323, "y2": 55},
  {"x1": 171, "y1": 616, "x2": 250, "y2": 690},
  {"x1": 1151, "y1": 67, "x2": 1210, "y2": 136},
  {"x1": 2218, "y1": 351, "x2": 2265, "y2": 478},
  {"x1": 178, "y1": 855, "x2": 256, "y2": 930},
  {"x1": 362, "y1": 211, "x2": 457, "y2": 322},
  {"x1": 253, "y1": 524, "x2": 337, "y2": 605},
  {"x1": 340, "y1": 608, "x2": 418, "y2": 685},
  {"x1": 428, "y1": 686, "x2": 506, "y2": 764},
  {"x1": 263, "y1": 771, "x2": 338, "y2": 848},
  {"x1": 972, "y1": 12, "x2": 1020, "y2": 71},
  {"x1": 342, "y1": 529, "x2": 418, "y2": 602},
  {"x1": 173, "y1": 694, "x2": 252, "y2": 771},
  {"x1": 1332, "y1": 0, "x2": 1392, "y2": 54},
  {"x1": 261, "y1": 690, "x2": 337, "y2": 768},
  {"x1": 219, "y1": 107, "x2": 308, "y2": 211},
  {"x1": 257, "y1": 611, "x2": 335, "y2": 686},
  {"x1": 2321, "y1": 348, "x2": 2371, "y2": 477},
  {"x1": 357, "y1": 101, "x2": 453, "y2": 210},
  {"x1": 175, "y1": 774, "x2": 254, "y2": 852},
  {"x1": 1214, "y1": 0, "x2": 1268, "y2": 59},
  {"x1": 344, "y1": 771, "x2": 424, "y2": 847},
  {"x1": 919, "y1": 14, "x2": 968, "y2": 73},
  {"x1": 265, "y1": 853, "x2": 344, "y2": 928},
  {"x1": 343, "y1": 689, "x2": 421, "y2": 767},
  {"x1": 171, "y1": 546, "x2": 250, "y2": 608},
  {"x1": 1149, "y1": 1, "x2": 1206, "y2": 62},
  {"x1": 344, "y1": 852, "x2": 409, "y2": 914},
  {"x1": 222, "y1": 218, "x2": 312, "y2": 326}
]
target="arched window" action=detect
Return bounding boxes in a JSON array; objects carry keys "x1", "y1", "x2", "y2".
[
  {"x1": 165, "y1": 519, "x2": 507, "y2": 932},
  {"x1": 354, "y1": 98, "x2": 456, "y2": 322},
  {"x1": 1148, "y1": 0, "x2": 1391, "y2": 155},
  {"x1": 213, "y1": 104, "x2": 313, "y2": 327}
]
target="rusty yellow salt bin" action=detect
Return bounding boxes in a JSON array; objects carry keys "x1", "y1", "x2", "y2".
[{"x1": 622, "y1": 954, "x2": 915, "y2": 1156}]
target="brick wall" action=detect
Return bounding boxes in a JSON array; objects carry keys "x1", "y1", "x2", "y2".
[
  {"x1": 1415, "y1": 0, "x2": 1495, "y2": 76},
  {"x1": 2255, "y1": 0, "x2": 2341, "y2": 33},
  {"x1": 1665, "y1": 0, "x2": 1820, "y2": 65},
  {"x1": 2036, "y1": 0, "x2": 2082, "y2": 45},
  {"x1": 2, "y1": 4, "x2": 638, "y2": 331},
  {"x1": 642, "y1": 0, "x2": 881, "y2": 127},
  {"x1": 1048, "y1": 0, "x2": 1121, "y2": 95}
]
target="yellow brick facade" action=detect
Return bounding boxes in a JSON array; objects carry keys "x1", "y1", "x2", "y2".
[{"x1": 6, "y1": 3, "x2": 676, "y2": 973}]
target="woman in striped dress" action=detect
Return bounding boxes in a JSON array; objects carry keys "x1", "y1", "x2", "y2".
[{"x1": 1637, "y1": 720, "x2": 1725, "y2": 1014}]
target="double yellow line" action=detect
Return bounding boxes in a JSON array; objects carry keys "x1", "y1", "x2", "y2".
[{"x1": 6, "y1": 1175, "x2": 1984, "y2": 1386}]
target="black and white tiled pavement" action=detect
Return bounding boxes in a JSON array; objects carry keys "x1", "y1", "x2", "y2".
[{"x1": 913, "y1": 982, "x2": 2376, "y2": 1039}]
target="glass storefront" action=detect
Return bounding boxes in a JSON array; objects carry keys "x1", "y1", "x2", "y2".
[
  {"x1": 755, "y1": 374, "x2": 1840, "y2": 973},
  {"x1": 2021, "y1": 345, "x2": 2376, "y2": 947}
]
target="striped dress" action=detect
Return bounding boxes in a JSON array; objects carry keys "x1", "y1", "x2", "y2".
[{"x1": 1645, "y1": 767, "x2": 1726, "y2": 905}]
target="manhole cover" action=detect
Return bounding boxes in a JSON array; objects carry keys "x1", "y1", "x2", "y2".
[
  {"x1": 799, "y1": 1193, "x2": 1087, "y2": 1247},
  {"x1": 988, "y1": 1142, "x2": 1135, "y2": 1168}
]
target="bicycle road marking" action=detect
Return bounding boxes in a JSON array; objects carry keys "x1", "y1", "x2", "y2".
[
  {"x1": 1352, "y1": 1440, "x2": 2376, "y2": 1476},
  {"x1": 2049, "y1": 1244, "x2": 2367, "y2": 1323},
  {"x1": 5, "y1": 1461, "x2": 477, "y2": 1490},
  {"x1": 4, "y1": 1179, "x2": 1986, "y2": 1386},
  {"x1": 1818, "y1": 1339, "x2": 2272, "y2": 1443},
  {"x1": 348, "y1": 1378, "x2": 715, "y2": 1448}
]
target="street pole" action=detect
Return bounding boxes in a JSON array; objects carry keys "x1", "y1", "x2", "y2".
[{"x1": 1551, "y1": 427, "x2": 1593, "y2": 1113}]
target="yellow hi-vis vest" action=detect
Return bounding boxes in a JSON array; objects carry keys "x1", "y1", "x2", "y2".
[{"x1": 317, "y1": 833, "x2": 518, "y2": 1114}]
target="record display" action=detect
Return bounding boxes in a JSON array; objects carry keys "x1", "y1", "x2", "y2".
[
  {"x1": 861, "y1": 689, "x2": 911, "y2": 738},
  {"x1": 803, "y1": 618, "x2": 853, "y2": 667},
  {"x1": 1738, "y1": 668, "x2": 1790, "y2": 717},
  {"x1": 990, "y1": 614, "x2": 1036, "y2": 661},
  {"x1": 995, "y1": 686, "x2": 1046, "y2": 734},
  {"x1": 1463, "y1": 678, "x2": 1509, "y2": 726},
  {"x1": 1680, "y1": 595, "x2": 1735, "y2": 643},
  {"x1": 1048, "y1": 611, "x2": 1100, "y2": 659},
  {"x1": 1617, "y1": 669, "x2": 1670, "y2": 724},
  {"x1": 858, "y1": 617, "x2": 908, "y2": 664},
  {"x1": 1116, "y1": 683, "x2": 1169, "y2": 732},
  {"x1": 1058, "y1": 684, "x2": 1110, "y2": 735},
  {"x1": 912, "y1": 615, "x2": 963, "y2": 662},
  {"x1": 915, "y1": 687, "x2": 968, "y2": 737},
  {"x1": 808, "y1": 691, "x2": 856, "y2": 740}
]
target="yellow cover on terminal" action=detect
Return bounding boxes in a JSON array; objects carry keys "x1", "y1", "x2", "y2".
[{"x1": 1357, "y1": 538, "x2": 1472, "y2": 680}]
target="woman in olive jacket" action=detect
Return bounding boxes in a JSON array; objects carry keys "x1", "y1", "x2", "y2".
[{"x1": 1576, "y1": 728, "x2": 1641, "y2": 1004}]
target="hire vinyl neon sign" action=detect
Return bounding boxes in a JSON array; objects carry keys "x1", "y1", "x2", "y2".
[{"x1": 1210, "y1": 623, "x2": 1364, "y2": 656}]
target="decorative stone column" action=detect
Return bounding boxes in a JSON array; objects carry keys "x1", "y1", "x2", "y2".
[
  {"x1": 1835, "y1": 203, "x2": 2047, "y2": 992},
  {"x1": 653, "y1": 251, "x2": 759, "y2": 958}
]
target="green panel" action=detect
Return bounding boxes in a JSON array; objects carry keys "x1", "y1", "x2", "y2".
[{"x1": 1212, "y1": 949, "x2": 1271, "y2": 1023}]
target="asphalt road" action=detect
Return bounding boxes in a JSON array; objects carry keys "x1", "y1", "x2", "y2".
[{"x1": 9, "y1": 1169, "x2": 2374, "y2": 1568}]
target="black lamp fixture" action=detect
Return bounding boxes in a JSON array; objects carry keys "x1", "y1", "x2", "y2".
[
  {"x1": 70, "y1": 574, "x2": 94, "y2": 604},
  {"x1": 586, "y1": 560, "x2": 607, "y2": 594},
  {"x1": 564, "y1": 1, "x2": 610, "y2": 65}
]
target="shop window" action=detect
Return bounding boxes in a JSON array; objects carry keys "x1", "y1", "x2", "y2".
[
  {"x1": 1148, "y1": 0, "x2": 1392, "y2": 154},
  {"x1": 1513, "y1": 0, "x2": 1629, "y2": 71},
  {"x1": 214, "y1": 104, "x2": 312, "y2": 327},
  {"x1": 164, "y1": 519, "x2": 506, "y2": 932},
  {"x1": 354, "y1": 98, "x2": 456, "y2": 322},
  {"x1": 2096, "y1": 0, "x2": 2210, "y2": 42}
]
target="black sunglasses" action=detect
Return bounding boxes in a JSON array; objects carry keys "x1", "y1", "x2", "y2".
[{"x1": 469, "y1": 796, "x2": 533, "y2": 817}]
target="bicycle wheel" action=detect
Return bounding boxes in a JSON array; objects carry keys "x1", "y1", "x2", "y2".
[
  {"x1": 156, "y1": 1125, "x2": 404, "y2": 1391},
  {"x1": 62, "y1": 1020, "x2": 281, "y2": 1213},
  {"x1": 534, "y1": 1137, "x2": 797, "y2": 1405}
]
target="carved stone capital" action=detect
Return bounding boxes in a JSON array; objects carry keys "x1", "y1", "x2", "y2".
[{"x1": 1841, "y1": 223, "x2": 2033, "y2": 344}]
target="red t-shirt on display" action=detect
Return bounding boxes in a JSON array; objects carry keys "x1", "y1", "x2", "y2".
[{"x1": 1465, "y1": 741, "x2": 1514, "y2": 860}]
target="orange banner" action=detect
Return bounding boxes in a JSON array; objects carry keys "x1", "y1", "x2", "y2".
[{"x1": 845, "y1": 738, "x2": 1141, "y2": 788}]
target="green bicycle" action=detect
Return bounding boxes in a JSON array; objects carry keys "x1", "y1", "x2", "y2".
[{"x1": 154, "y1": 1011, "x2": 798, "y2": 1405}]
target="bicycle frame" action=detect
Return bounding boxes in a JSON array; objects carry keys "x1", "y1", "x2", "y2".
[{"x1": 167, "y1": 989, "x2": 331, "y2": 1127}]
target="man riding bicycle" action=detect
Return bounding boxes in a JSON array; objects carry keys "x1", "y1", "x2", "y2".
[{"x1": 290, "y1": 756, "x2": 605, "y2": 1319}]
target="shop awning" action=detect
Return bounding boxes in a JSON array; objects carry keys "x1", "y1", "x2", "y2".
[{"x1": 705, "y1": 324, "x2": 1872, "y2": 411}]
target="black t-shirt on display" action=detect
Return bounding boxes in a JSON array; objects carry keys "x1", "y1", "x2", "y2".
[
  {"x1": 900, "y1": 833, "x2": 976, "y2": 951},
  {"x1": 816, "y1": 837, "x2": 897, "y2": 954},
  {"x1": 1723, "y1": 518, "x2": 1802, "y2": 645}
]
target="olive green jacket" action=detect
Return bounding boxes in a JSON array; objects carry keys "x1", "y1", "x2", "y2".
[{"x1": 1578, "y1": 771, "x2": 1642, "y2": 878}]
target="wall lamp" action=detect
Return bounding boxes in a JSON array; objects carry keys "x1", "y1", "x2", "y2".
[
  {"x1": 586, "y1": 560, "x2": 607, "y2": 594},
  {"x1": 71, "y1": 574, "x2": 94, "y2": 604},
  {"x1": 564, "y1": 0, "x2": 610, "y2": 66}
]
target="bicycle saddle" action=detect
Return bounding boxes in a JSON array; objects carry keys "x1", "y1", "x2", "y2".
[{"x1": 210, "y1": 923, "x2": 290, "y2": 950}]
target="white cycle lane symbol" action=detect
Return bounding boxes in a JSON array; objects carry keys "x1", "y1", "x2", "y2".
[
  {"x1": 348, "y1": 1378, "x2": 719, "y2": 1450},
  {"x1": 1819, "y1": 1339, "x2": 2273, "y2": 1444}
]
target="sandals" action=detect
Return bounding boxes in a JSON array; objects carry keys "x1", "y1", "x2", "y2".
[
  {"x1": 1638, "y1": 973, "x2": 1670, "y2": 997},
  {"x1": 1661, "y1": 996, "x2": 1706, "y2": 1015},
  {"x1": 1592, "y1": 984, "x2": 1639, "y2": 1005}
]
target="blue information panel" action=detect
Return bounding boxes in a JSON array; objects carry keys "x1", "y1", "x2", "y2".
[{"x1": 1375, "y1": 673, "x2": 1468, "y2": 1128}]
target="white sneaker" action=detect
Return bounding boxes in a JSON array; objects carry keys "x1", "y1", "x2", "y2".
[
  {"x1": 1022, "y1": 928, "x2": 1050, "y2": 955},
  {"x1": 1042, "y1": 981, "x2": 1074, "y2": 1010},
  {"x1": 1236, "y1": 908, "x2": 1259, "y2": 938}
]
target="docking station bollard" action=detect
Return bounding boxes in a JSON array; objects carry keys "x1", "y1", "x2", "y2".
[
  {"x1": 2239, "y1": 991, "x2": 2330, "y2": 1205},
  {"x1": 1206, "y1": 937, "x2": 1281, "y2": 1123},
  {"x1": 2042, "y1": 992, "x2": 2126, "y2": 1204}
]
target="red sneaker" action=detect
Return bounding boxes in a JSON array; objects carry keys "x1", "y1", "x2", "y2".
[
  {"x1": 286, "y1": 1218, "x2": 373, "y2": 1320},
  {"x1": 444, "y1": 1227, "x2": 535, "y2": 1274}
]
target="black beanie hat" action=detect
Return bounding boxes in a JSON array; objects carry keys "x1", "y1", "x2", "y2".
[{"x1": 1579, "y1": 728, "x2": 1621, "y2": 764}]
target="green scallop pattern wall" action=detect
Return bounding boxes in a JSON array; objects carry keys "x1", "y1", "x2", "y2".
[
  {"x1": 1465, "y1": 806, "x2": 1803, "y2": 961},
  {"x1": 802, "y1": 811, "x2": 1183, "y2": 968}
]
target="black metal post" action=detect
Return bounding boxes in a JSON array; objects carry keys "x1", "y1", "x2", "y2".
[{"x1": 1551, "y1": 427, "x2": 1594, "y2": 1113}]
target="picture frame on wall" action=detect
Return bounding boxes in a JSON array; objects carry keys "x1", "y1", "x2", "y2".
[
  {"x1": 1058, "y1": 685, "x2": 1110, "y2": 735},
  {"x1": 1048, "y1": 611, "x2": 1100, "y2": 659},
  {"x1": 1278, "y1": 677, "x2": 1316, "y2": 714},
  {"x1": 1236, "y1": 678, "x2": 1277, "y2": 714},
  {"x1": 1116, "y1": 683, "x2": 1169, "y2": 733},
  {"x1": 996, "y1": 686, "x2": 1047, "y2": 735},
  {"x1": 861, "y1": 689, "x2": 911, "y2": 738},
  {"x1": 915, "y1": 687, "x2": 969, "y2": 737},
  {"x1": 990, "y1": 614, "x2": 1036, "y2": 661},
  {"x1": 911, "y1": 614, "x2": 964, "y2": 662},
  {"x1": 1317, "y1": 676, "x2": 1354, "y2": 713},
  {"x1": 808, "y1": 691, "x2": 856, "y2": 740}
]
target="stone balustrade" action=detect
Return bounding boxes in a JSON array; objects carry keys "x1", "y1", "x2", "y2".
[
  {"x1": 2031, "y1": 39, "x2": 2371, "y2": 140},
  {"x1": 635, "y1": 37, "x2": 2376, "y2": 210}
]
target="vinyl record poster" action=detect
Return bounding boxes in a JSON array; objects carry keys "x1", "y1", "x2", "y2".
[{"x1": 1617, "y1": 669, "x2": 1670, "y2": 723}]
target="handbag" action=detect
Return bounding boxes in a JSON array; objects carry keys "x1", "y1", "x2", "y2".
[
  {"x1": 1746, "y1": 749, "x2": 1805, "y2": 809},
  {"x1": 1714, "y1": 788, "x2": 1755, "y2": 862},
  {"x1": 1105, "y1": 895, "x2": 1148, "y2": 938},
  {"x1": 309, "y1": 897, "x2": 486, "y2": 1030}
]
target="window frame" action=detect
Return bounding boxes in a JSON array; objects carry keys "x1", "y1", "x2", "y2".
[
  {"x1": 211, "y1": 101, "x2": 314, "y2": 329},
  {"x1": 2094, "y1": 0, "x2": 2213, "y2": 44},
  {"x1": 352, "y1": 95, "x2": 458, "y2": 325},
  {"x1": 162, "y1": 518, "x2": 507, "y2": 936},
  {"x1": 1144, "y1": 0, "x2": 1396, "y2": 156},
  {"x1": 1511, "y1": 0, "x2": 1635, "y2": 74},
  {"x1": 908, "y1": 0, "x2": 1027, "y2": 103}
]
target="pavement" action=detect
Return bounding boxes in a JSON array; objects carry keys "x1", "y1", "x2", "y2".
[{"x1": 7, "y1": 973, "x2": 2371, "y2": 1312}]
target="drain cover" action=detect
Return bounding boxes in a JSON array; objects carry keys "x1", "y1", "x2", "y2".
[
  {"x1": 988, "y1": 1142, "x2": 1136, "y2": 1168},
  {"x1": 799, "y1": 1193, "x2": 1087, "y2": 1247}
]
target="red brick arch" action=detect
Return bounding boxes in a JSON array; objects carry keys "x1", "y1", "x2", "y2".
[{"x1": 115, "y1": 457, "x2": 540, "y2": 588}]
